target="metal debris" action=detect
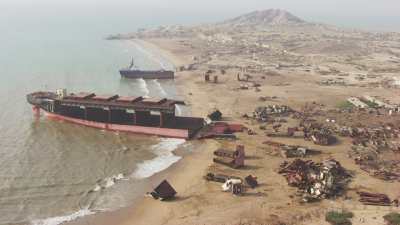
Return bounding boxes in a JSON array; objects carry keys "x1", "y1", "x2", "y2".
[
  {"x1": 253, "y1": 105, "x2": 292, "y2": 122},
  {"x1": 213, "y1": 145, "x2": 245, "y2": 169},
  {"x1": 357, "y1": 191, "x2": 398, "y2": 207},
  {"x1": 208, "y1": 109, "x2": 223, "y2": 121},
  {"x1": 263, "y1": 140, "x2": 320, "y2": 158},
  {"x1": 278, "y1": 159, "x2": 351, "y2": 201},
  {"x1": 149, "y1": 180, "x2": 177, "y2": 201}
]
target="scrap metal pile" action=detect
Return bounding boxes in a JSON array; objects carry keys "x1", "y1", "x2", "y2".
[
  {"x1": 213, "y1": 145, "x2": 245, "y2": 169},
  {"x1": 263, "y1": 140, "x2": 320, "y2": 158},
  {"x1": 338, "y1": 124, "x2": 400, "y2": 149},
  {"x1": 357, "y1": 191, "x2": 399, "y2": 207},
  {"x1": 253, "y1": 105, "x2": 293, "y2": 122},
  {"x1": 197, "y1": 122, "x2": 245, "y2": 139},
  {"x1": 349, "y1": 146, "x2": 400, "y2": 182},
  {"x1": 302, "y1": 122, "x2": 337, "y2": 146},
  {"x1": 204, "y1": 173, "x2": 259, "y2": 196},
  {"x1": 278, "y1": 159, "x2": 351, "y2": 202}
]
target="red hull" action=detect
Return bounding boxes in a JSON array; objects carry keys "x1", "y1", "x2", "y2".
[{"x1": 44, "y1": 112, "x2": 189, "y2": 139}]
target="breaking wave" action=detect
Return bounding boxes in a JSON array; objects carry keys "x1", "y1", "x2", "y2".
[
  {"x1": 132, "y1": 138, "x2": 185, "y2": 178},
  {"x1": 91, "y1": 173, "x2": 126, "y2": 192},
  {"x1": 137, "y1": 78, "x2": 150, "y2": 97},
  {"x1": 132, "y1": 41, "x2": 168, "y2": 70},
  {"x1": 30, "y1": 208, "x2": 94, "y2": 225},
  {"x1": 152, "y1": 79, "x2": 168, "y2": 97}
]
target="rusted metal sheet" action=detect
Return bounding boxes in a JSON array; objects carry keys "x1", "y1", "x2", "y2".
[
  {"x1": 213, "y1": 145, "x2": 245, "y2": 168},
  {"x1": 357, "y1": 191, "x2": 396, "y2": 206},
  {"x1": 151, "y1": 180, "x2": 177, "y2": 200},
  {"x1": 92, "y1": 95, "x2": 119, "y2": 101}
]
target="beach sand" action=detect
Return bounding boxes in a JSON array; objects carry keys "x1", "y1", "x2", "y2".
[{"x1": 68, "y1": 38, "x2": 400, "y2": 225}]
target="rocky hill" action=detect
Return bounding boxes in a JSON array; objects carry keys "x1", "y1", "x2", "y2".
[{"x1": 221, "y1": 9, "x2": 306, "y2": 27}]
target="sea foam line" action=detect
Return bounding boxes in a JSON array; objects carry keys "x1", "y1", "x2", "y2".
[
  {"x1": 30, "y1": 208, "x2": 94, "y2": 225},
  {"x1": 152, "y1": 79, "x2": 168, "y2": 97},
  {"x1": 131, "y1": 41, "x2": 171, "y2": 70},
  {"x1": 137, "y1": 78, "x2": 150, "y2": 97},
  {"x1": 132, "y1": 138, "x2": 185, "y2": 179}
]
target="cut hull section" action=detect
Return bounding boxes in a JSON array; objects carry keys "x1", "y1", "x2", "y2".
[
  {"x1": 120, "y1": 70, "x2": 174, "y2": 79},
  {"x1": 44, "y1": 112, "x2": 190, "y2": 139}
]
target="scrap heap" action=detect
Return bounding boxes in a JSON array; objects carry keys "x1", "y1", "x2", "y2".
[
  {"x1": 338, "y1": 124, "x2": 400, "y2": 149},
  {"x1": 198, "y1": 122, "x2": 245, "y2": 139},
  {"x1": 303, "y1": 122, "x2": 337, "y2": 146},
  {"x1": 253, "y1": 105, "x2": 292, "y2": 122},
  {"x1": 278, "y1": 159, "x2": 351, "y2": 202},
  {"x1": 357, "y1": 191, "x2": 398, "y2": 207},
  {"x1": 213, "y1": 145, "x2": 245, "y2": 169},
  {"x1": 263, "y1": 140, "x2": 320, "y2": 158},
  {"x1": 349, "y1": 145, "x2": 400, "y2": 182}
]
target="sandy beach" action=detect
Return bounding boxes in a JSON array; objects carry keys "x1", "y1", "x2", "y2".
[{"x1": 68, "y1": 35, "x2": 400, "y2": 225}]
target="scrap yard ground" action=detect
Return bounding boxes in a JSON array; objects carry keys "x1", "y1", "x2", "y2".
[{"x1": 75, "y1": 10, "x2": 400, "y2": 225}]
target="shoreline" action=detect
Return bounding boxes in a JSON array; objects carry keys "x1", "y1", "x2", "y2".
[{"x1": 65, "y1": 39, "x2": 214, "y2": 225}]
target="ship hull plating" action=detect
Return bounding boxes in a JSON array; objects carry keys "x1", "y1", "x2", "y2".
[
  {"x1": 120, "y1": 70, "x2": 174, "y2": 79},
  {"x1": 44, "y1": 111, "x2": 190, "y2": 139}
]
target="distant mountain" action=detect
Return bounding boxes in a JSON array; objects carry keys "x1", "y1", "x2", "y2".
[{"x1": 221, "y1": 9, "x2": 306, "y2": 26}]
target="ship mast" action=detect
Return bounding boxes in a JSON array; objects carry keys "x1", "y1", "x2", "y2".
[{"x1": 129, "y1": 57, "x2": 135, "y2": 70}]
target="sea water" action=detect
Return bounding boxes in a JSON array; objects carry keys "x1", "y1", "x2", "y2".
[{"x1": 0, "y1": 5, "x2": 189, "y2": 225}]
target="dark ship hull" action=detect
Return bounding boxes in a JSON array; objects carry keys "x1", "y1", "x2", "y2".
[
  {"x1": 120, "y1": 69, "x2": 174, "y2": 79},
  {"x1": 27, "y1": 91, "x2": 203, "y2": 139}
]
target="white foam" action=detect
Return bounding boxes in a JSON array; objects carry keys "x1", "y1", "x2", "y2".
[
  {"x1": 132, "y1": 138, "x2": 185, "y2": 178},
  {"x1": 176, "y1": 105, "x2": 182, "y2": 116},
  {"x1": 137, "y1": 78, "x2": 150, "y2": 97},
  {"x1": 31, "y1": 208, "x2": 94, "y2": 225},
  {"x1": 152, "y1": 79, "x2": 168, "y2": 97},
  {"x1": 132, "y1": 41, "x2": 170, "y2": 70},
  {"x1": 91, "y1": 173, "x2": 126, "y2": 192}
]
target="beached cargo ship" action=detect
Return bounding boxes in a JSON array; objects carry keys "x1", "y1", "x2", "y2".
[
  {"x1": 120, "y1": 59, "x2": 174, "y2": 79},
  {"x1": 27, "y1": 89, "x2": 204, "y2": 139}
]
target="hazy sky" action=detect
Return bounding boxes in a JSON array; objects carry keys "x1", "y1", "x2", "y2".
[{"x1": 2, "y1": 0, "x2": 400, "y2": 31}]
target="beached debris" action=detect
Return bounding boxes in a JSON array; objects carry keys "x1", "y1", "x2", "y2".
[
  {"x1": 357, "y1": 191, "x2": 399, "y2": 207},
  {"x1": 208, "y1": 109, "x2": 223, "y2": 121},
  {"x1": 204, "y1": 173, "x2": 242, "y2": 183},
  {"x1": 310, "y1": 129, "x2": 337, "y2": 146},
  {"x1": 149, "y1": 180, "x2": 177, "y2": 201},
  {"x1": 253, "y1": 105, "x2": 292, "y2": 122},
  {"x1": 278, "y1": 159, "x2": 351, "y2": 201},
  {"x1": 263, "y1": 140, "x2": 321, "y2": 158},
  {"x1": 258, "y1": 96, "x2": 278, "y2": 102},
  {"x1": 245, "y1": 175, "x2": 258, "y2": 188},
  {"x1": 247, "y1": 128, "x2": 257, "y2": 135},
  {"x1": 213, "y1": 145, "x2": 245, "y2": 169},
  {"x1": 222, "y1": 179, "x2": 244, "y2": 195},
  {"x1": 349, "y1": 145, "x2": 400, "y2": 182},
  {"x1": 338, "y1": 124, "x2": 400, "y2": 149},
  {"x1": 197, "y1": 122, "x2": 245, "y2": 139},
  {"x1": 303, "y1": 123, "x2": 337, "y2": 146}
]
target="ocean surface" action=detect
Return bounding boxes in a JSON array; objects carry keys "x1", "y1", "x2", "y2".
[{"x1": 0, "y1": 7, "x2": 190, "y2": 225}]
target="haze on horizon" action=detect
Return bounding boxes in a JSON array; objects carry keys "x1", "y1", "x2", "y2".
[{"x1": 2, "y1": 0, "x2": 400, "y2": 32}]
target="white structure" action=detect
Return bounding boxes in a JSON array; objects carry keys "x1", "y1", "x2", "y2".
[
  {"x1": 362, "y1": 95, "x2": 394, "y2": 109},
  {"x1": 347, "y1": 97, "x2": 368, "y2": 108}
]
